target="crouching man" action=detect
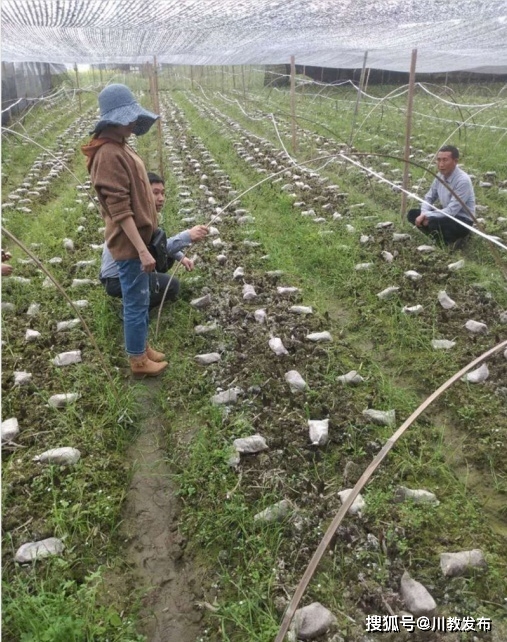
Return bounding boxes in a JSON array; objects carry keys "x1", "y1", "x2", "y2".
[
  {"x1": 407, "y1": 145, "x2": 475, "y2": 247},
  {"x1": 100, "y1": 172, "x2": 208, "y2": 309}
]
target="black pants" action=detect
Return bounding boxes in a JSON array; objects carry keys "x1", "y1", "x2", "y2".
[
  {"x1": 407, "y1": 209, "x2": 471, "y2": 245},
  {"x1": 101, "y1": 272, "x2": 180, "y2": 310}
]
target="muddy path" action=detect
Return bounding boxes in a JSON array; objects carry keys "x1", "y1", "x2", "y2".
[{"x1": 121, "y1": 379, "x2": 204, "y2": 642}]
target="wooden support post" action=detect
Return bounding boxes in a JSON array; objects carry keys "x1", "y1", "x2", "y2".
[
  {"x1": 400, "y1": 49, "x2": 418, "y2": 219},
  {"x1": 353, "y1": 51, "x2": 368, "y2": 116},
  {"x1": 233, "y1": 66, "x2": 236, "y2": 89},
  {"x1": 241, "y1": 65, "x2": 246, "y2": 100},
  {"x1": 348, "y1": 51, "x2": 368, "y2": 147},
  {"x1": 148, "y1": 64, "x2": 154, "y2": 103},
  {"x1": 221, "y1": 66, "x2": 225, "y2": 92},
  {"x1": 364, "y1": 67, "x2": 371, "y2": 94},
  {"x1": 190, "y1": 65, "x2": 194, "y2": 90},
  {"x1": 74, "y1": 63, "x2": 82, "y2": 112},
  {"x1": 152, "y1": 56, "x2": 164, "y2": 180},
  {"x1": 290, "y1": 55, "x2": 297, "y2": 153},
  {"x1": 99, "y1": 66, "x2": 103, "y2": 84}
]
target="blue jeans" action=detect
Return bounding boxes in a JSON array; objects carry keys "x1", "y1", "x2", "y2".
[
  {"x1": 116, "y1": 259, "x2": 150, "y2": 356},
  {"x1": 101, "y1": 272, "x2": 180, "y2": 309}
]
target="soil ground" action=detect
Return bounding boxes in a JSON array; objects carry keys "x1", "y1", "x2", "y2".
[{"x1": 121, "y1": 378, "x2": 204, "y2": 642}]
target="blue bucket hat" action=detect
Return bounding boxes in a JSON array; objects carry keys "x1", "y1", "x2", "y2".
[{"x1": 92, "y1": 83, "x2": 159, "y2": 136}]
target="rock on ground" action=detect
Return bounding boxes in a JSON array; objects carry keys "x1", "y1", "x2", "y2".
[
  {"x1": 254, "y1": 499, "x2": 292, "y2": 523},
  {"x1": 52, "y1": 350, "x2": 82, "y2": 366},
  {"x1": 306, "y1": 331, "x2": 332, "y2": 342},
  {"x1": 2, "y1": 417, "x2": 19, "y2": 442},
  {"x1": 233, "y1": 435, "x2": 268, "y2": 454},
  {"x1": 308, "y1": 418, "x2": 329, "y2": 446},
  {"x1": 269, "y1": 337, "x2": 289, "y2": 356},
  {"x1": 48, "y1": 393, "x2": 80, "y2": 408},
  {"x1": 285, "y1": 370, "x2": 307, "y2": 392},
  {"x1": 337, "y1": 370, "x2": 364, "y2": 385},
  {"x1": 432, "y1": 339, "x2": 455, "y2": 350},
  {"x1": 33, "y1": 447, "x2": 81, "y2": 465},
  {"x1": 338, "y1": 489, "x2": 365, "y2": 515},
  {"x1": 462, "y1": 363, "x2": 489, "y2": 383},
  {"x1": 190, "y1": 294, "x2": 212, "y2": 309},
  {"x1": 363, "y1": 408, "x2": 396, "y2": 426},
  {"x1": 292, "y1": 602, "x2": 337, "y2": 640},
  {"x1": 211, "y1": 389, "x2": 238, "y2": 405},
  {"x1": 394, "y1": 486, "x2": 439, "y2": 505},
  {"x1": 440, "y1": 549, "x2": 487, "y2": 577},
  {"x1": 400, "y1": 571, "x2": 437, "y2": 617},
  {"x1": 15, "y1": 537, "x2": 65, "y2": 563},
  {"x1": 195, "y1": 353, "x2": 221, "y2": 365}
]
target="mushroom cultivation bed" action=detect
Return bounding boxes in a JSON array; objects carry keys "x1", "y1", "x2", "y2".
[
  {"x1": 150, "y1": 92, "x2": 507, "y2": 639},
  {"x1": 2, "y1": 85, "x2": 507, "y2": 642}
]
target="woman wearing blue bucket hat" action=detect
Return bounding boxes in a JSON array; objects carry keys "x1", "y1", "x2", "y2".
[{"x1": 83, "y1": 84, "x2": 168, "y2": 377}]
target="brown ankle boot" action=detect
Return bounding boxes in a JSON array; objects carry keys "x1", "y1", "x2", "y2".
[
  {"x1": 129, "y1": 353, "x2": 168, "y2": 378},
  {"x1": 145, "y1": 346, "x2": 166, "y2": 362}
]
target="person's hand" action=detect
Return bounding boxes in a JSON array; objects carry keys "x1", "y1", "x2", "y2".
[
  {"x1": 2, "y1": 251, "x2": 12, "y2": 262},
  {"x1": 415, "y1": 213, "x2": 429, "y2": 227},
  {"x1": 180, "y1": 257, "x2": 194, "y2": 272},
  {"x1": 188, "y1": 225, "x2": 209, "y2": 242},
  {"x1": 2, "y1": 263, "x2": 13, "y2": 276},
  {"x1": 139, "y1": 248, "x2": 156, "y2": 272}
]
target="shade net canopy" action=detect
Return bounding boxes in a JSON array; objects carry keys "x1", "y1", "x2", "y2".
[{"x1": 2, "y1": 0, "x2": 507, "y2": 73}]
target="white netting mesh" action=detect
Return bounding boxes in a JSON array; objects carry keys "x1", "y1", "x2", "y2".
[{"x1": 1, "y1": 0, "x2": 506, "y2": 72}]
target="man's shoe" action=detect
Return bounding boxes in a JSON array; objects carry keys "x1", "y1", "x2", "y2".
[
  {"x1": 449, "y1": 236, "x2": 468, "y2": 251},
  {"x1": 115, "y1": 305, "x2": 124, "y2": 321},
  {"x1": 129, "y1": 354, "x2": 168, "y2": 378},
  {"x1": 146, "y1": 346, "x2": 166, "y2": 362}
]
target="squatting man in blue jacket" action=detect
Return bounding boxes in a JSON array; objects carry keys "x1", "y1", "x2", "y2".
[
  {"x1": 100, "y1": 172, "x2": 209, "y2": 309},
  {"x1": 406, "y1": 145, "x2": 475, "y2": 247}
]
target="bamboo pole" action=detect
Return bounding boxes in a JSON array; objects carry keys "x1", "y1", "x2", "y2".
[
  {"x1": 348, "y1": 52, "x2": 369, "y2": 146},
  {"x1": 99, "y1": 66, "x2": 103, "y2": 85},
  {"x1": 401, "y1": 48, "x2": 418, "y2": 218},
  {"x1": 364, "y1": 66, "x2": 371, "y2": 94},
  {"x1": 74, "y1": 63, "x2": 82, "y2": 113},
  {"x1": 290, "y1": 55, "x2": 297, "y2": 153},
  {"x1": 274, "y1": 337, "x2": 507, "y2": 642},
  {"x1": 148, "y1": 63, "x2": 155, "y2": 103},
  {"x1": 190, "y1": 65, "x2": 194, "y2": 90},
  {"x1": 353, "y1": 51, "x2": 369, "y2": 116},
  {"x1": 233, "y1": 66, "x2": 236, "y2": 89},
  {"x1": 152, "y1": 56, "x2": 164, "y2": 180}
]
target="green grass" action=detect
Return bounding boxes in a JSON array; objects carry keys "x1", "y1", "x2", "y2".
[
  {"x1": 3, "y1": 79, "x2": 507, "y2": 642},
  {"x1": 2, "y1": 98, "x2": 146, "y2": 641},
  {"x1": 158, "y1": 85, "x2": 507, "y2": 639},
  {"x1": 3, "y1": 568, "x2": 145, "y2": 642}
]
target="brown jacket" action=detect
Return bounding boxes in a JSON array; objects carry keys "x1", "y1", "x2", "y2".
[{"x1": 82, "y1": 138, "x2": 157, "y2": 260}]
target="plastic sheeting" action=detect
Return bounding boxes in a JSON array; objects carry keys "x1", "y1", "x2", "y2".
[{"x1": 1, "y1": 0, "x2": 507, "y2": 73}]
